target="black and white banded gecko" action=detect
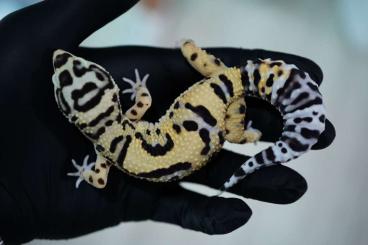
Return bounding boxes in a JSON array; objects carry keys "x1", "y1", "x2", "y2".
[{"x1": 52, "y1": 40, "x2": 326, "y2": 190}]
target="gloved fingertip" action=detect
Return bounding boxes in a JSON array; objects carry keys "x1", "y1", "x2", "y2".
[
  {"x1": 238, "y1": 165, "x2": 308, "y2": 204},
  {"x1": 201, "y1": 197, "x2": 251, "y2": 235}
]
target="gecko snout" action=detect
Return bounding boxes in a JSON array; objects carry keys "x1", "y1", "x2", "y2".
[{"x1": 53, "y1": 49, "x2": 73, "y2": 70}]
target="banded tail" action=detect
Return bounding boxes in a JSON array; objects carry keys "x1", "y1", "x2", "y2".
[{"x1": 222, "y1": 59, "x2": 326, "y2": 190}]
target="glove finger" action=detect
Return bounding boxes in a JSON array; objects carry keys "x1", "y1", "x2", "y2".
[
  {"x1": 152, "y1": 186, "x2": 252, "y2": 235},
  {"x1": 1, "y1": 0, "x2": 139, "y2": 51},
  {"x1": 187, "y1": 149, "x2": 307, "y2": 204}
]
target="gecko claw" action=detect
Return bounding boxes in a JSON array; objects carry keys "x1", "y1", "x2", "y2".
[
  {"x1": 67, "y1": 155, "x2": 95, "y2": 189},
  {"x1": 121, "y1": 68, "x2": 150, "y2": 101}
]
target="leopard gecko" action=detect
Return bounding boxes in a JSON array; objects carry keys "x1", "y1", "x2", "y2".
[{"x1": 51, "y1": 40, "x2": 326, "y2": 190}]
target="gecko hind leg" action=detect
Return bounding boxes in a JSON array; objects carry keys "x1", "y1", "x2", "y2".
[
  {"x1": 122, "y1": 69, "x2": 152, "y2": 121},
  {"x1": 181, "y1": 39, "x2": 227, "y2": 77},
  {"x1": 225, "y1": 97, "x2": 262, "y2": 144},
  {"x1": 67, "y1": 153, "x2": 111, "y2": 189}
]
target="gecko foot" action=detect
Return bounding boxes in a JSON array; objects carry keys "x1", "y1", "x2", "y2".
[
  {"x1": 121, "y1": 68, "x2": 150, "y2": 101},
  {"x1": 245, "y1": 120, "x2": 262, "y2": 144},
  {"x1": 67, "y1": 155, "x2": 95, "y2": 189}
]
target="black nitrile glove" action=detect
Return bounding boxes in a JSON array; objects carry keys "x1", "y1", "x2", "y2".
[{"x1": 0, "y1": 0, "x2": 335, "y2": 244}]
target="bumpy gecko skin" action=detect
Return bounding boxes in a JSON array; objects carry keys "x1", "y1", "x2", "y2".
[{"x1": 52, "y1": 40, "x2": 326, "y2": 190}]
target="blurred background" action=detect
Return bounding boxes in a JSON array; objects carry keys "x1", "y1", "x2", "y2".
[{"x1": 1, "y1": 0, "x2": 368, "y2": 244}]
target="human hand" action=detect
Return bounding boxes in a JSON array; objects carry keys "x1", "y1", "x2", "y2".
[{"x1": 0, "y1": 0, "x2": 335, "y2": 244}]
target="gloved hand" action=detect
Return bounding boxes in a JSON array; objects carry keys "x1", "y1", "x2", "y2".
[{"x1": 0, "y1": 0, "x2": 335, "y2": 244}]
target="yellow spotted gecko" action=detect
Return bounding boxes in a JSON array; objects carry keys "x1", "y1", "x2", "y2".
[{"x1": 52, "y1": 40, "x2": 326, "y2": 190}]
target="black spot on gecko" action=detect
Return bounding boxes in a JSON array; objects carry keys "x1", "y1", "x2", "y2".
[
  {"x1": 306, "y1": 81, "x2": 320, "y2": 93},
  {"x1": 89, "y1": 105, "x2": 115, "y2": 127},
  {"x1": 131, "y1": 109, "x2": 138, "y2": 116},
  {"x1": 185, "y1": 103, "x2": 217, "y2": 126},
  {"x1": 135, "y1": 133, "x2": 174, "y2": 156},
  {"x1": 70, "y1": 115, "x2": 78, "y2": 122},
  {"x1": 210, "y1": 83, "x2": 227, "y2": 104},
  {"x1": 54, "y1": 53, "x2": 72, "y2": 69},
  {"x1": 319, "y1": 115, "x2": 325, "y2": 123},
  {"x1": 172, "y1": 124, "x2": 181, "y2": 134},
  {"x1": 234, "y1": 168, "x2": 246, "y2": 177},
  {"x1": 137, "y1": 101, "x2": 144, "y2": 108},
  {"x1": 190, "y1": 53, "x2": 198, "y2": 61},
  {"x1": 137, "y1": 162, "x2": 192, "y2": 178},
  {"x1": 281, "y1": 148, "x2": 288, "y2": 153},
  {"x1": 78, "y1": 123, "x2": 87, "y2": 130},
  {"x1": 72, "y1": 60, "x2": 89, "y2": 77},
  {"x1": 116, "y1": 114, "x2": 122, "y2": 123},
  {"x1": 241, "y1": 68, "x2": 250, "y2": 89},
  {"x1": 270, "y1": 61, "x2": 282, "y2": 67},
  {"x1": 290, "y1": 92, "x2": 309, "y2": 106},
  {"x1": 296, "y1": 70, "x2": 306, "y2": 79},
  {"x1": 105, "y1": 120, "x2": 113, "y2": 126},
  {"x1": 71, "y1": 82, "x2": 111, "y2": 112},
  {"x1": 253, "y1": 69, "x2": 261, "y2": 88},
  {"x1": 174, "y1": 101, "x2": 180, "y2": 109},
  {"x1": 112, "y1": 94, "x2": 118, "y2": 102},
  {"x1": 287, "y1": 137, "x2": 309, "y2": 152},
  {"x1": 86, "y1": 126, "x2": 106, "y2": 140},
  {"x1": 98, "y1": 178, "x2": 105, "y2": 185},
  {"x1": 199, "y1": 128, "x2": 211, "y2": 155},
  {"x1": 156, "y1": 128, "x2": 161, "y2": 135},
  {"x1": 58, "y1": 70, "x2": 73, "y2": 87},
  {"x1": 96, "y1": 145, "x2": 105, "y2": 152},
  {"x1": 239, "y1": 104, "x2": 246, "y2": 114},
  {"x1": 284, "y1": 125, "x2": 296, "y2": 132},
  {"x1": 117, "y1": 135, "x2": 132, "y2": 165},
  {"x1": 214, "y1": 58, "x2": 221, "y2": 66},
  {"x1": 141, "y1": 92, "x2": 149, "y2": 97},
  {"x1": 169, "y1": 111, "x2": 174, "y2": 118},
  {"x1": 183, "y1": 120, "x2": 198, "y2": 131},
  {"x1": 95, "y1": 71, "x2": 105, "y2": 81},
  {"x1": 265, "y1": 147, "x2": 275, "y2": 161},
  {"x1": 110, "y1": 135, "x2": 125, "y2": 153},
  {"x1": 278, "y1": 70, "x2": 283, "y2": 77},
  {"x1": 254, "y1": 152, "x2": 264, "y2": 165},
  {"x1": 219, "y1": 74, "x2": 234, "y2": 97},
  {"x1": 218, "y1": 131, "x2": 225, "y2": 145},
  {"x1": 287, "y1": 97, "x2": 323, "y2": 114},
  {"x1": 294, "y1": 117, "x2": 313, "y2": 124},
  {"x1": 300, "y1": 128, "x2": 320, "y2": 139},
  {"x1": 266, "y1": 74, "x2": 274, "y2": 87}
]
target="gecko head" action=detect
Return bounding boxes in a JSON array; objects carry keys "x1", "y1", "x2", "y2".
[{"x1": 51, "y1": 49, "x2": 114, "y2": 122}]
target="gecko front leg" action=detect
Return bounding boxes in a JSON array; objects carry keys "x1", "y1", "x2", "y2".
[
  {"x1": 122, "y1": 69, "x2": 152, "y2": 121},
  {"x1": 68, "y1": 153, "x2": 111, "y2": 189}
]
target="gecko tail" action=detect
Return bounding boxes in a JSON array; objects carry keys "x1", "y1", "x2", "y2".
[{"x1": 221, "y1": 72, "x2": 326, "y2": 190}]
